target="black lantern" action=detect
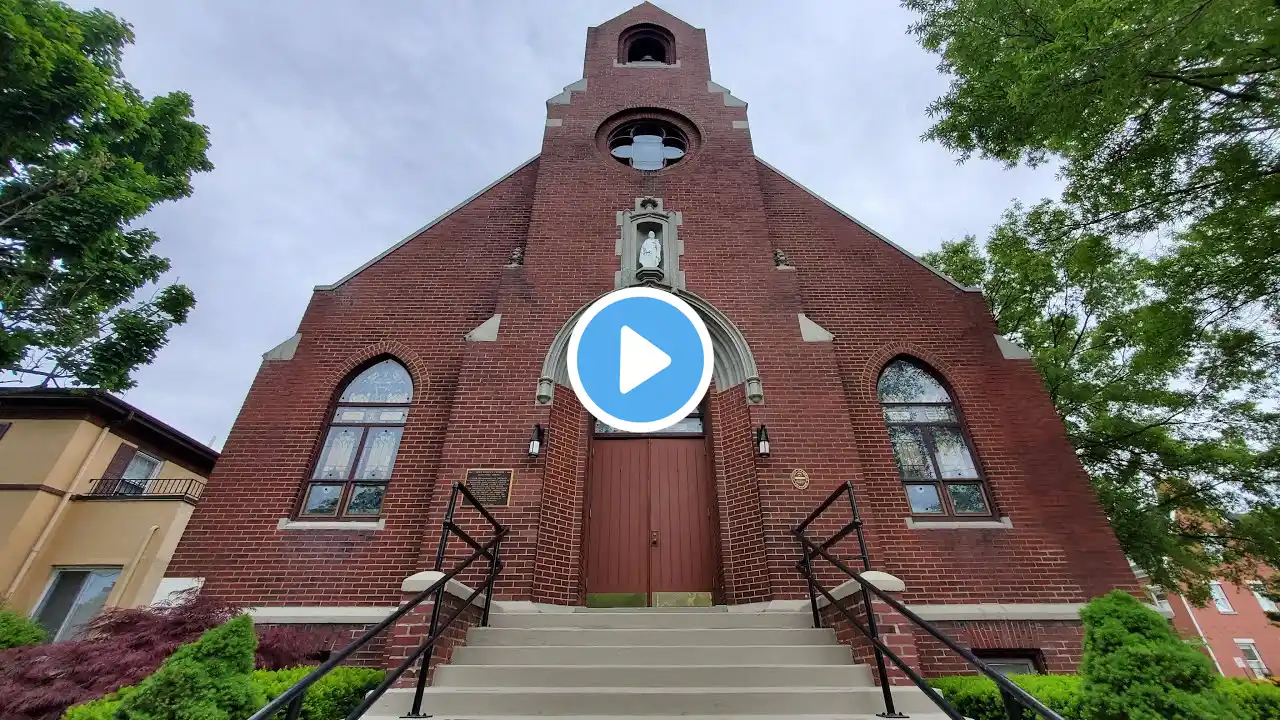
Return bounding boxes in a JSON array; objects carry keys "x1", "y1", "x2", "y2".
[
  {"x1": 756, "y1": 425, "x2": 771, "y2": 458},
  {"x1": 528, "y1": 424, "x2": 545, "y2": 458}
]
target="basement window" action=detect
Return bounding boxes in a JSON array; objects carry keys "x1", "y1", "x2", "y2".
[{"x1": 973, "y1": 650, "x2": 1044, "y2": 676}]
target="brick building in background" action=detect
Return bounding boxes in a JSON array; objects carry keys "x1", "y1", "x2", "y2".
[
  {"x1": 166, "y1": 3, "x2": 1139, "y2": 688},
  {"x1": 1149, "y1": 573, "x2": 1280, "y2": 680}
]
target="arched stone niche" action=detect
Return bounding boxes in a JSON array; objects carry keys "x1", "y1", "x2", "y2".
[
  {"x1": 536, "y1": 287, "x2": 763, "y2": 406},
  {"x1": 617, "y1": 197, "x2": 683, "y2": 289}
]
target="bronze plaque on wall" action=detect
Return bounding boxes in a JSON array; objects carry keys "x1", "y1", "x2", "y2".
[{"x1": 464, "y1": 469, "x2": 513, "y2": 507}]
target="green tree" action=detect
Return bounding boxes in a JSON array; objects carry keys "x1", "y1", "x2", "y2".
[
  {"x1": 114, "y1": 614, "x2": 264, "y2": 720},
  {"x1": 1, "y1": 0, "x2": 211, "y2": 391},
  {"x1": 924, "y1": 209, "x2": 1280, "y2": 600},
  {"x1": 1079, "y1": 590, "x2": 1241, "y2": 719},
  {"x1": 908, "y1": 0, "x2": 1280, "y2": 599}
]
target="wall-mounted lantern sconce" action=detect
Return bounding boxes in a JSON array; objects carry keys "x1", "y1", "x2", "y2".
[
  {"x1": 528, "y1": 424, "x2": 545, "y2": 459},
  {"x1": 756, "y1": 425, "x2": 771, "y2": 458}
]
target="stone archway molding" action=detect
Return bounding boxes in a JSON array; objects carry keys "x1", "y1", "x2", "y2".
[{"x1": 536, "y1": 287, "x2": 762, "y2": 406}]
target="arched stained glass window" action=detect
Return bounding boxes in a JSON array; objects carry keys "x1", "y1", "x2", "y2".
[
  {"x1": 299, "y1": 359, "x2": 411, "y2": 520},
  {"x1": 878, "y1": 359, "x2": 992, "y2": 518}
]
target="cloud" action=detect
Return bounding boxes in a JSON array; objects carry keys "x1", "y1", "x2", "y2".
[{"x1": 70, "y1": 1, "x2": 1060, "y2": 448}]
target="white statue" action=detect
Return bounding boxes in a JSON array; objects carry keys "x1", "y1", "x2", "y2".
[{"x1": 638, "y1": 230, "x2": 662, "y2": 269}]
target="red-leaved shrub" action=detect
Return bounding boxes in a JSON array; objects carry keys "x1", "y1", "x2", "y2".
[{"x1": 0, "y1": 592, "x2": 332, "y2": 720}]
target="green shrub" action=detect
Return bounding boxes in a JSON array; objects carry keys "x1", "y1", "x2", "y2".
[
  {"x1": 64, "y1": 665, "x2": 385, "y2": 720},
  {"x1": 114, "y1": 613, "x2": 265, "y2": 719},
  {"x1": 1216, "y1": 677, "x2": 1280, "y2": 720},
  {"x1": 63, "y1": 685, "x2": 137, "y2": 720},
  {"x1": 930, "y1": 674, "x2": 1083, "y2": 720},
  {"x1": 0, "y1": 607, "x2": 47, "y2": 649},
  {"x1": 1080, "y1": 590, "x2": 1243, "y2": 719},
  {"x1": 255, "y1": 666, "x2": 385, "y2": 720}
]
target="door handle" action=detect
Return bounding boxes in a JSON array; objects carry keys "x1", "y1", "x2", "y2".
[{"x1": 650, "y1": 530, "x2": 659, "y2": 546}]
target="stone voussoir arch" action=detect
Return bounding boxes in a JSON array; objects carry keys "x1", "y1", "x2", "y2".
[
  {"x1": 859, "y1": 342, "x2": 972, "y2": 408},
  {"x1": 328, "y1": 340, "x2": 430, "y2": 402},
  {"x1": 535, "y1": 287, "x2": 762, "y2": 407}
]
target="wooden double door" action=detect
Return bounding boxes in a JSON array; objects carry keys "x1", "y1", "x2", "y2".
[{"x1": 585, "y1": 432, "x2": 718, "y2": 607}]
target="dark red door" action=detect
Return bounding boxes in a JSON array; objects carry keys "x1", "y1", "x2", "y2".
[
  {"x1": 585, "y1": 438, "x2": 649, "y2": 605},
  {"x1": 585, "y1": 427, "x2": 716, "y2": 607},
  {"x1": 648, "y1": 437, "x2": 717, "y2": 601}
]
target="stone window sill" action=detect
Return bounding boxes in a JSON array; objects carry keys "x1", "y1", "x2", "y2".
[
  {"x1": 277, "y1": 518, "x2": 385, "y2": 531},
  {"x1": 905, "y1": 516, "x2": 1012, "y2": 530}
]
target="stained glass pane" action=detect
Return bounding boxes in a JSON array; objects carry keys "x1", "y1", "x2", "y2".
[
  {"x1": 339, "y1": 360, "x2": 412, "y2": 403},
  {"x1": 302, "y1": 484, "x2": 343, "y2": 515},
  {"x1": 883, "y1": 405, "x2": 956, "y2": 424},
  {"x1": 314, "y1": 427, "x2": 363, "y2": 479},
  {"x1": 346, "y1": 484, "x2": 386, "y2": 516},
  {"x1": 947, "y1": 483, "x2": 989, "y2": 514},
  {"x1": 333, "y1": 407, "x2": 408, "y2": 424},
  {"x1": 887, "y1": 426, "x2": 936, "y2": 479},
  {"x1": 906, "y1": 484, "x2": 943, "y2": 514},
  {"x1": 932, "y1": 427, "x2": 979, "y2": 478},
  {"x1": 878, "y1": 361, "x2": 951, "y2": 404},
  {"x1": 354, "y1": 427, "x2": 403, "y2": 480}
]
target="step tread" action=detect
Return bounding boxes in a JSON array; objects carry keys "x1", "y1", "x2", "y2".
[
  {"x1": 417, "y1": 686, "x2": 920, "y2": 695},
  {"x1": 364, "y1": 716, "x2": 950, "y2": 720}
]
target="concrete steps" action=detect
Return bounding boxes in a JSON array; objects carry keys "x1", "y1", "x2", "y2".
[{"x1": 364, "y1": 606, "x2": 944, "y2": 719}]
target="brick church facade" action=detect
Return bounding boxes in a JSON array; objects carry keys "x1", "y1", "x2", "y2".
[{"x1": 168, "y1": 4, "x2": 1138, "y2": 677}]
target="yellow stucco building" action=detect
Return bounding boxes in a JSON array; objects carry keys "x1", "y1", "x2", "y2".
[{"x1": 0, "y1": 389, "x2": 217, "y2": 641}]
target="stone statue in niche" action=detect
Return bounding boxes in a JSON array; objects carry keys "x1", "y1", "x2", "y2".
[
  {"x1": 639, "y1": 231, "x2": 662, "y2": 268},
  {"x1": 635, "y1": 229, "x2": 665, "y2": 282}
]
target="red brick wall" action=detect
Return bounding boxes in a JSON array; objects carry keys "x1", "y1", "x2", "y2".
[
  {"x1": 387, "y1": 593, "x2": 482, "y2": 687},
  {"x1": 918, "y1": 620, "x2": 1084, "y2": 676},
  {"x1": 169, "y1": 4, "x2": 1134, "y2": 668}
]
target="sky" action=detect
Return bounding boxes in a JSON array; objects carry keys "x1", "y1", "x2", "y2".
[{"x1": 66, "y1": 1, "x2": 1063, "y2": 450}]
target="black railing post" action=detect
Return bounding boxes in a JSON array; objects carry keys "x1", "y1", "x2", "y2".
[
  {"x1": 481, "y1": 537, "x2": 501, "y2": 627},
  {"x1": 1001, "y1": 688, "x2": 1027, "y2": 720},
  {"x1": 800, "y1": 545, "x2": 821, "y2": 629},
  {"x1": 408, "y1": 486, "x2": 462, "y2": 718},
  {"x1": 844, "y1": 482, "x2": 872, "y2": 572},
  {"x1": 860, "y1": 577, "x2": 906, "y2": 718},
  {"x1": 283, "y1": 691, "x2": 305, "y2": 720}
]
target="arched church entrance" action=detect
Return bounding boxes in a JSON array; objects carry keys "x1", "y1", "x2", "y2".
[{"x1": 534, "y1": 286, "x2": 764, "y2": 607}]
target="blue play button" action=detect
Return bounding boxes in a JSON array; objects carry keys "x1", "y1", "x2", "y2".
[{"x1": 568, "y1": 287, "x2": 713, "y2": 433}]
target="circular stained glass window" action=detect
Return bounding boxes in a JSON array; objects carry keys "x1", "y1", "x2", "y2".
[{"x1": 608, "y1": 120, "x2": 688, "y2": 171}]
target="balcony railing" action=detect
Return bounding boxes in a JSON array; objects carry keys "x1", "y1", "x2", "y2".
[{"x1": 81, "y1": 477, "x2": 206, "y2": 504}]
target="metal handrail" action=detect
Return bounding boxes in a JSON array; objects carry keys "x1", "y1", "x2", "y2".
[
  {"x1": 83, "y1": 476, "x2": 206, "y2": 501},
  {"x1": 794, "y1": 481, "x2": 1064, "y2": 720},
  {"x1": 245, "y1": 482, "x2": 506, "y2": 720}
]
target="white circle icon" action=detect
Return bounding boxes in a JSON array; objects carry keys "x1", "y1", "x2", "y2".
[{"x1": 567, "y1": 287, "x2": 713, "y2": 434}]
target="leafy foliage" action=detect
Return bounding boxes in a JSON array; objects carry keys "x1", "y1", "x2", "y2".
[
  {"x1": 0, "y1": 0, "x2": 211, "y2": 390},
  {"x1": 0, "y1": 593, "x2": 329, "y2": 720},
  {"x1": 1080, "y1": 590, "x2": 1241, "y2": 719},
  {"x1": 1217, "y1": 677, "x2": 1280, "y2": 720},
  {"x1": 924, "y1": 210, "x2": 1280, "y2": 599},
  {"x1": 110, "y1": 614, "x2": 264, "y2": 720},
  {"x1": 930, "y1": 673, "x2": 1083, "y2": 719},
  {"x1": 65, "y1": 666, "x2": 385, "y2": 720},
  {"x1": 930, "y1": 669, "x2": 1280, "y2": 720},
  {"x1": 0, "y1": 607, "x2": 47, "y2": 649},
  {"x1": 254, "y1": 666, "x2": 386, "y2": 720},
  {"x1": 908, "y1": 0, "x2": 1280, "y2": 599}
]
